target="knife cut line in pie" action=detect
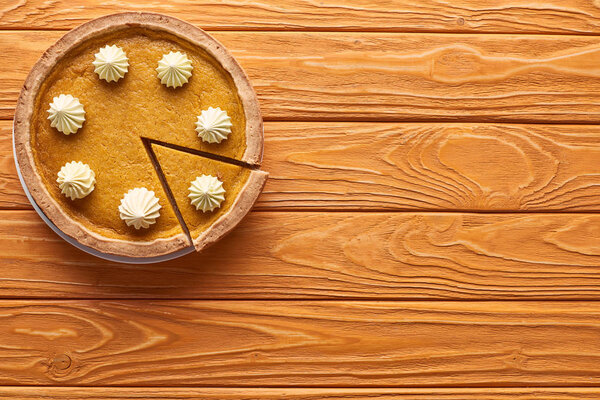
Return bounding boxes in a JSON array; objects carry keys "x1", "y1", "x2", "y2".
[
  {"x1": 143, "y1": 137, "x2": 260, "y2": 170},
  {"x1": 140, "y1": 138, "x2": 192, "y2": 244},
  {"x1": 13, "y1": 12, "x2": 266, "y2": 258}
]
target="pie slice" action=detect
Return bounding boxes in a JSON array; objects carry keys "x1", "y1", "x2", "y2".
[
  {"x1": 151, "y1": 143, "x2": 268, "y2": 251},
  {"x1": 14, "y1": 13, "x2": 265, "y2": 258}
]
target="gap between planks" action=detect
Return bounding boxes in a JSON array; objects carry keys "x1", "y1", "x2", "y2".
[
  {"x1": 11, "y1": 29, "x2": 600, "y2": 38},
  {"x1": 6, "y1": 298, "x2": 600, "y2": 302},
  {"x1": 10, "y1": 116, "x2": 600, "y2": 125},
  {"x1": 6, "y1": 28, "x2": 600, "y2": 37},
  {"x1": 4, "y1": 385, "x2": 600, "y2": 390}
]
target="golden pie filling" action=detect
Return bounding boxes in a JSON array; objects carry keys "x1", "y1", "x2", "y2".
[
  {"x1": 152, "y1": 144, "x2": 251, "y2": 242},
  {"x1": 30, "y1": 28, "x2": 250, "y2": 243}
]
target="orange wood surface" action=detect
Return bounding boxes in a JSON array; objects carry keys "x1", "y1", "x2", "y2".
[
  {"x1": 2, "y1": 210, "x2": 600, "y2": 300},
  {"x1": 1, "y1": 1, "x2": 600, "y2": 398},
  {"x1": 3, "y1": 387, "x2": 600, "y2": 399},
  {"x1": 1, "y1": 300, "x2": 600, "y2": 386},
  {"x1": 5, "y1": 31, "x2": 600, "y2": 122},
  {"x1": 1, "y1": 0, "x2": 600, "y2": 34}
]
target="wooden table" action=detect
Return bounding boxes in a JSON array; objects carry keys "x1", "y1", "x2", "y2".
[{"x1": 1, "y1": 1, "x2": 600, "y2": 398}]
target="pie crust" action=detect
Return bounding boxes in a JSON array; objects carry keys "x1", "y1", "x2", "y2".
[
  {"x1": 14, "y1": 13, "x2": 265, "y2": 258},
  {"x1": 193, "y1": 170, "x2": 268, "y2": 251}
]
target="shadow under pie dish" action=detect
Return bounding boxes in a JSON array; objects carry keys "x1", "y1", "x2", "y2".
[{"x1": 13, "y1": 12, "x2": 267, "y2": 259}]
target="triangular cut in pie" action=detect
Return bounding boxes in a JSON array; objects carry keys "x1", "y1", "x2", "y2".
[{"x1": 150, "y1": 143, "x2": 268, "y2": 252}]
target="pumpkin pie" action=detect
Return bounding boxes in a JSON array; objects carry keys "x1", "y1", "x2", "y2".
[
  {"x1": 14, "y1": 13, "x2": 266, "y2": 258},
  {"x1": 150, "y1": 144, "x2": 267, "y2": 251}
]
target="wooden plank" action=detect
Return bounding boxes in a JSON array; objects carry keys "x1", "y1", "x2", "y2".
[
  {"x1": 261, "y1": 122, "x2": 600, "y2": 211},
  {"x1": 1, "y1": 210, "x2": 599, "y2": 299},
  {"x1": 1, "y1": 300, "x2": 600, "y2": 386},
  {"x1": 1, "y1": 387, "x2": 600, "y2": 399},
  {"x1": 0, "y1": 121, "x2": 24, "y2": 209},
  {"x1": 5, "y1": 31, "x2": 600, "y2": 122},
  {"x1": 4, "y1": 120, "x2": 600, "y2": 211},
  {"x1": 2, "y1": 1, "x2": 600, "y2": 35}
]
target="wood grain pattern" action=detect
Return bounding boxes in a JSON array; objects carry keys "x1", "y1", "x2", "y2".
[
  {"x1": 3, "y1": 1, "x2": 600, "y2": 35},
  {"x1": 3, "y1": 0, "x2": 600, "y2": 393},
  {"x1": 2, "y1": 300, "x2": 600, "y2": 386},
  {"x1": 5, "y1": 31, "x2": 600, "y2": 122},
  {"x1": 3, "y1": 121, "x2": 600, "y2": 211},
  {"x1": 2, "y1": 210, "x2": 599, "y2": 299},
  {"x1": 2, "y1": 387, "x2": 600, "y2": 399},
  {"x1": 261, "y1": 122, "x2": 600, "y2": 211}
]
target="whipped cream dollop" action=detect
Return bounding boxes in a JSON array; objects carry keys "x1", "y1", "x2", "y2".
[
  {"x1": 56, "y1": 161, "x2": 96, "y2": 200},
  {"x1": 188, "y1": 175, "x2": 226, "y2": 212},
  {"x1": 156, "y1": 51, "x2": 193, "y2": 88},
  {"x1": 195, "y1": 107, "x2": 232, "y2": 144},
  {"x1": 47, "y1": 94, "x2": 86, "y2": 135},
  {"x1": 118, "y1": 188, "x2": 162, "y2": 229},
  {"x1": 93, "y1": 45, "x2": 129, "y2": 82}
]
